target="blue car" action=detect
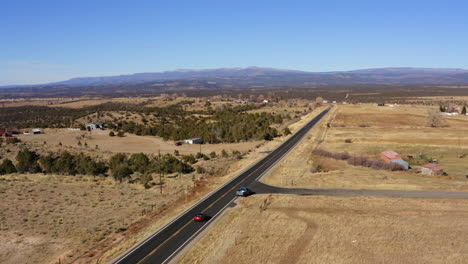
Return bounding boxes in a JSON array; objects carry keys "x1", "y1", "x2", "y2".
[{"x1": 236, "y1": 187, "x2": 253, "y2": 197}]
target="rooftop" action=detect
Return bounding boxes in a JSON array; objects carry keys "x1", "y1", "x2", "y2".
[{"x1": 381, "y1": 150, "x2": 400, "y2": 159}]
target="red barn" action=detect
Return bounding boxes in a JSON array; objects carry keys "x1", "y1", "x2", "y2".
[{"x1": 380, "y1": 150, "x2": 401, "y2": 163}]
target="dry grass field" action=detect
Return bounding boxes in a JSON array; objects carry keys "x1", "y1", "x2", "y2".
[
  {"x1": 0, "y1": 174, "x2": 169, "y2": 264},
  {"x1": 0, "y1": 137, "x2": 282, "y2": 264},
  {"x1": 17, "y1": 129, "x2": 261, "y2": 156},
  {"x1": 263, "y1": 104, "x2": 468, "y2": 190},
  {"x1": 0, "y1": 102, "x2": 327, "y2": 264},
  {"x1": 178, "y1": 195, "x2": 468, "y2": 264}
]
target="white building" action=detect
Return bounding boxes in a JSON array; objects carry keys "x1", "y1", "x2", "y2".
[{"x1": 185, "y1": 137, "x2": 203, "y2": 144}]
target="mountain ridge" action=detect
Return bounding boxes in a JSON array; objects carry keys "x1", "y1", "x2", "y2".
[{"x1": 3, "y1": 66, "x2": 468, "y2": 88}]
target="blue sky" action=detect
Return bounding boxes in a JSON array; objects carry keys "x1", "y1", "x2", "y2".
[{"x1": 1, "y1": 0, "x2": 467, "y2": 85}]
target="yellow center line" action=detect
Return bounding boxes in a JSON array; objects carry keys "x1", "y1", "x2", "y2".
[
  {"x1": 136, "y1": 141, "x2": 293, "y2": 264},
  {"x1": 134, "y1": 111, "x2": 327, "y2": 264}
]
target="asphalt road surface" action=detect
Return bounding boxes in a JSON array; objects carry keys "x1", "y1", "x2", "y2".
[
  {"x1": 113, "y1": 108, "x2": 331, "y2": 264},
  {"x1": 251, "y1": 181, "x2": 468, "y2": 199}
]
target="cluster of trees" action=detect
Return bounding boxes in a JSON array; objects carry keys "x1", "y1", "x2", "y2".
[
  {"x1": 108, "y1": 152, "x2": 194, "y2": 183},
  {"x1": 312, "y1": 149, "x2": 405, "y2": 171},
  {"x1": 115, "y1": 105, "x2": 284, "y2": 142},
  {"x1": 0, "y1": 149, "x2": 195, "y2": 186},
  {"x1": 0, "y1": 102, "x2": 142, "y2": 129},
  {"x1": 13, "y1": 149, "x2": 108, "y2": 175}
]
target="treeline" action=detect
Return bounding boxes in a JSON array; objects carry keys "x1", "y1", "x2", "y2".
[
  {"x1": 116, "y1": 106, "x2": 283, "y2": 142},
  {"x1": 0, "y1": 102, "x2": 142, "y2": 129},
  {"x1": 0, "y1": 149, "x2": 195, "y2": 186},
  {"x1": 312, "y1": 149, "x2": 404, "y2": 171}
]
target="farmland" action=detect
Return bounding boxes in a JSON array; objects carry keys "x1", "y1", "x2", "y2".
[
  {"x1": 0, "y1": 95, "x2": 325, "y2": 264},
  {"x1": 263, "y1": 103, "x2": 468, "y2": 190},
  {"x1": 178, "y1": 195, "x2": 468, "y2": 264}
]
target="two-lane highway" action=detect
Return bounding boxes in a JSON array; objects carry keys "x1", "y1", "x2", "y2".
[{"x1": 113, "y1": 108, "x2": 330, "y2": 264}]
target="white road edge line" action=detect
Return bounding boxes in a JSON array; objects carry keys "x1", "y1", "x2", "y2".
[
  {"x1": 255, "y1": 108, "x2": 329, "y2": 181},
  {"x1": 161, "y1": 197, "x2": 239, "y2": 264},
  {"x1": 111, "y1": 107, "x2": 330, "y2": 264}
]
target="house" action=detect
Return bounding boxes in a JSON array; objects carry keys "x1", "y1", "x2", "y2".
[
  {"x1": 0, "y1": 130, "x2": 19, "y2": 137},
  {"x1": 390, "y1": 159, "x2": 409, "y2": 170},
  {"x1": 0, "y1": 131, "x2": 12, "y2": 137},
  {"x1": 32, "y1": 128, "x2": 43, "y2": 134},
  {"x1": 86, "y1": 123, "x2": 104, "y2": 130},
  {"x1": 262, "y1": 99, "x2": 269, "y2": 103},
  {"x1": 420, "y1": 163, "x2": 444, "y2": 176},
  {"x1": 185, "y1": 137, "x2": 203, "y2": 144},
  {"x1": 381, "y1": 150, "x2": 402, "y2": 163}
]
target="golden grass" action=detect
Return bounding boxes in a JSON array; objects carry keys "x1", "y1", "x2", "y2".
[
  {"x1": 178, "y1": 195, "x2": 468, "y2": 264},
  {"x1": 262, "y1": 104, "x2": 468, "y2": 190},
  {"x1": 0, "y1": 174, "x2": 170, "y2": 264}
]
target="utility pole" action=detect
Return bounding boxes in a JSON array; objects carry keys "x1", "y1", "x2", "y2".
[{"x1": 159, "y1": 172, "x2": 163, "y2": 194}]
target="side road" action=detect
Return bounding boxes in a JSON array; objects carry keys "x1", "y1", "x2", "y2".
[{"x1": 250, "y1": 181, "x2": 468, "y2": 198}]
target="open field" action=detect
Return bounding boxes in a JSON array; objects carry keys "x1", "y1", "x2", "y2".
[
  {"x1": 16, "y1": 129, "x2": 261, "y2": 156},
  {"x1": 263, "y1": 104, "x2": 468, "y2": 190},
  {"x1": 0, "y1": 102, "x2": 328, "y2": 264},
  {"x1": 178, "y1": 195, "x2": 468, "y2": 264},
  {"x1": 0, "y1": 138, "x2": 279, "y2": 264},
  {"x1": 0, "y1": 174, "x2": 169, "y2": 264}
]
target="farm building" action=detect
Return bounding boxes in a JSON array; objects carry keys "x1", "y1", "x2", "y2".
[
  {"x1": 381, "y1": 150, "x2": 402, "y2": 163},
  {"x1": 185, "y1": 137, "x2": 203, "y2": 144},
  {"x1": 390, "y1": 159, "x2": 409, "y2": 170},
  {"x1": 420, "y1": 163, "x2": 444, "y2": 176},
  {"x1": 0, "y1": 130, "x2": 19, "y2": 137},
  {"x1": 86, "y1": 123, "x2": 104, "y2": 130}
]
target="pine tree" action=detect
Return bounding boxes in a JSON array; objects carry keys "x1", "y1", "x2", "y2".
[{"x1": 462, "y1": 105, "x2": 467, "y2": 115}]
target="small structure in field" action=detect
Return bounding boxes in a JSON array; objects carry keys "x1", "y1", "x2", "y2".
[
  {"x1": 86, "y1": 123, "x2": 105, "y2": 130},
  {"x1": 390, "y1": 159, "x2": 409, "y2": 170},
  {"x1": 377, "y1": 103, "x2": 385, "y2": 106},
  {"x1": 420, "y1": 163, "x2": 444, "y2": 176},
  {"x1": 1, "y1": 130, "x2": 19, "y2": 137},
  {"x1": 185, "y1": 137, "x2": 203, "y2": 144},
  {"x1": 381, "y1": 150, "x2": 401, "y2": 163}
]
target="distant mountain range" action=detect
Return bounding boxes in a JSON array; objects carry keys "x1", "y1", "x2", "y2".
[{"x1": 3, "y1": 67, "x2": 468, "y2": 89}]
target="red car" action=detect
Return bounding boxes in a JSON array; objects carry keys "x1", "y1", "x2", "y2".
[{"x1": 193, "y1": 213, "x2": 208, "y2": 222}]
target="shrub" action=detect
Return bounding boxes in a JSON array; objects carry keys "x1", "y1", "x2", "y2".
[
  {"x1": 283, "y1": 127, "x2": 292, "y2": 136},
  {"x1": 128, "y1": 153, "x2": 150, "y2": 173},
  {"x1": 117, "y1": 131, "x2": 125, "y2": 137},
  {"x1": 209, "y1": 151, "x2": 217, "y2": 158},
  {"x1": 181, "y1": 154, "x2": 197, "y2": 164},
  {"x1": 221, "y1": 149, "x2": 229, "y2": 158},
  {"x1": 314, "y1": 148, "x2": 406, "y2": 172},
  {"x1": 109, "y1": 131, "x2": 115, "y2": 137},
  {"x1": 0, "y1": 159, "x2": 17, "y2": 174},
  {"x1": 16, "y1": 149, "x2": 41, "y2": 173},
  {"x1": 196, "y1": 166, "x2": 205, "y2": 174},
  {"x1": 344, "y1": 139, "x2": 352, "y2": 143},
  {"x1": 113, "y1": 165, "x2": 133, "y2": 182},
  {"x1": 7, "y1": 137, "x2": 21, "y2": 144}
]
